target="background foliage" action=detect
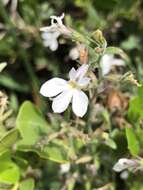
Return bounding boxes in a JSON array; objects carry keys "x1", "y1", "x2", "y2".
[{"x1": 0, "y1": 0, "x2": 143, "y2": 189}]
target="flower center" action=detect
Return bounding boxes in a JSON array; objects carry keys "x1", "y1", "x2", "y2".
[{"x1": 68, "y1": 80, "x2": 78, "y2": 89}]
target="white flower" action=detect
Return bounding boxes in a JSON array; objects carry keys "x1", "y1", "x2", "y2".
[
  {"x1": 40, "y1": 64, "x2": 90, "y2": 117},
  {"x1": 69, "y1": 44, "x2": 86, "y2": 60},
  {"x1": 113, "y1": 158, "x2": 129, "y2": 172},
  {"x1": 41, "y1": 31, "x2": 60, "y2": 51},
  {"x1": 120, "y1": 171, "x2": 129, "y2": 180},
  {"x1": 60, "y1": 163, "x2": 70, "y2": 174},
  {"x1": 113, "y1": 158, "x2": 138, "y2": 172},
  {"x1": 100, "y1": 54, "x2": 125, "y2": 76},
  {"x1": 40, "y1": 13, "x2": 71, "y2": 36},
  {"x1": 69, "y1": 47, "x2": 80, "y2": 60},
  {"x1": 40, "y1": 13, "x2": 71, "y2": 51}
]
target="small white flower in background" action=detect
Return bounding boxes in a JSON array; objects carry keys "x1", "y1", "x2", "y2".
[
  {"x1": 69, "y1": 47, "x2": 80, "y2": 60},
  {"x1": 40, "y1": 64, "x2": 90, "y2": 117},
  {"x1": 100, "y1": 54, "x2": 125, "y2": 76},
  {"x1": 40, "y1": 13, "x2": 71, "y2": 51},
  {"x1": 41, "y1": 31, "x2": 60, "y2": 51},
  {"x1": 60, "y1": 163, "x2": 70, "y2": 174},
  {"x1": 120, "y1": 171, "x2": 129, "y2": 180},
  {"x1": 69, "y1": 44, "x2": 86, "y2": 61},
  {"x1": 113, "y1": 158, "x2": 139, "y2": 172}
]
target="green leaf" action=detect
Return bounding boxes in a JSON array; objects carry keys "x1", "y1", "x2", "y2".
[
  {"x1": 0, "y1": 74, "x2": 29, "y2": 93},
  {"x1": 0, "y1": 153, "x2": 20, "y2": 184},
  {"x1": 105, "y1": 138, "x2": 117, "y2": 149},
  {"x1": 16, "y1": 101, "x2": 49, "y2": 146},
  {"x1": 121, "y1": 35, "x2": 140, "y2": 50},
  {"x1": 0, "y1": 129, "x2": 19, "y2": 155},
  {"x1": 137, "y1": 82, "x2": 143, "y2": 99},
  {"x1": 17, "y1": 141, "x2": 69, "y2": 163},
  {"x1": 105, "y1": 47, "x2": 124, "y2": 54},
  {"x1": 127, "y1": 97, "x2": 143, "y2": 123},
  {"x1": 19, "y1": 178, "x2": 35, "y2": 190},
  {"x1": 16, "y1": 101, "x2": 68, "y2": 163},
  {"x1": 0, "y1": 162, "x2": 20, "y2": 185},
  {"x1": 105, "y1": 46, "x2": 129, "y2": 61},
  {"x1": 125, "y1": 127, "x2": 140, "y2": 156}
]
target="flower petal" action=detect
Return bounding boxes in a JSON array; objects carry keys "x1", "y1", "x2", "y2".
[
  {"x1": 78, "y1": 77, "x2": 91, "y2": 86},
  {"x1": 69, "y1": 67, "x2": 77, "y2": 80},
  {"x1": 40, "y1": 78, "x2": 68, "y2": 97},
  {"x1": 113, "y1": 158, "x2": 129, "y2": 172},
  {"x1": 112, "y1": 58, "x2": 125, "y2": 66},
  {"x1": 113, "y1": 163, "x2": 126, "y2": 172},
  {"x1": 75, "y1": 64, "x2": 89, "y2": 80},
  {"x1": 72, "y1": 90, "x2": 88, "y2": 117},
  {"x1": 100, "y1": 60, "x2": 112, "y2": 75},
  {"x1": 41, "y1": 32, "x2": 52, "y2": 40},
  {"x1": 100, "y1": 54, "x2": 125, "y2": 76},
  {"x1": 69, "y1": 47, "x2": 79, "y2": 60},
  {"x1": 52, "y1": 90, "x2": 73, "y2": 113},
  {"x1": 49, "y1": 39, "x2": 58, "y2": 51}
]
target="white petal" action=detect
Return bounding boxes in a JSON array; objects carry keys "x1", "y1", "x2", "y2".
[
  {"x1": 69, "y1": 67, "x2": 77, "y2": 80},
  {"x1": 52, "y1": 90, "x2": 73, "y2": 113},
  {"x1": 75, "y1": 64, "x2": 89, "y2": 80},
  {"x1": 52, "y1": 31, "x2": 60, "y2": 38},
  {"x1": 113, "y1": 159, "x2": 128, "y2": 172},
  {"x1": 69, "y1": 47, "x2": 79, "y2": 60},
  {"x1": 43, "y1": 40, "x2": 51, "y2": 47},
  {"x1": 72, "y1": 90, "x2": 88, "y2": 117},
  {"x1": 113, "y1": 162, "x2": 127, "y2": 172},
  {"x1": 100, "y1": 54, "x2": 125, "y2": 76},
  {"x1": 49, "y1": 39, "x2": 58, "y2": 51},
  {"x1": 112, "y1": 58, "x2": 125, "y2": 66},
  {"x1": 100, "y1": 61, "x2": 112, "y2": 75},
  {"x1": 60, "y1": 163, "x2": 70, "y2": 173},
  {"x1": 40, "y1": 78, "x2": 68, "y2": 97},
  {"x1": 41, "y1": 32, "x2": 52, "y2": 40},
  {"x1": 120, "y1": 171, "x2": 129, "y2": 180},
  {"x1": 78, "y1": 77, "x2": 91, "y2": 86},
  {"x1": 40, "y1": 25, "x2": 57, "y2": 32}
]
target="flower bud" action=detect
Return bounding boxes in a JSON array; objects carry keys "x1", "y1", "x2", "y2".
[{"x1": 92, "y1": 29, "x2": 107, "y2": 48}]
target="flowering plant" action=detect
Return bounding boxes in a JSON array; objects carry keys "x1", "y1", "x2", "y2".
[{"x1": 0, "y1": 1, "x2": 143, "y2": 189}]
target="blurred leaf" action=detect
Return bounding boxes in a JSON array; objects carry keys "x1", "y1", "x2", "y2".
[
  {"x1": 127, "y1": 97, "x2": 143, "y2": 123},
  {"x1": 9, "y1": 93, "x2": 19, "y2": 113},
  {"x1": 75, "y1": 155, "x2": 92, "y2": 164},
  {"x1": 105, "y1": 47, "x2": 125, "y2": 57},
  {"x1": 17, "y1": 143, "x2": 68, "y2": 163},
  {"x1": 125, "y1": 127, "x2": 140, "y2": 156},
  {"x1": 16, "y1": 101, "x2": 68, "y2": 163},
  {"x1": 121, "y1": 35, "x2": 140, "y2": 50},
  {"x1": 86, "y1": 3, "x2": 107, "y2": 29},
  {"x1": 0, "y1": 129, "x2": 19, "y2": 155},
  {"x1": 92, "y1": 0, "x2": 117, "y2": 11},
  {"x1": 0, "y1": 153, "x2": 20, "y2": 184},
  {"x1": 104, "y1": 46, "x2": 130, "y2": 63},
  {"x1": 16, "y1": 101, "x2": 49, "y2": 145},
  {"x1": 0, "y1": 75, "x2": 29, "y2": 93},
  {"x1": 0, "y1": 162, "x2": 19, "y2": 185},
  {"x1": 137, "y1": 82, "x2": 143, "y2": 99},
  {"x1": 105, "y1": 138, "x2": 117, "y2": 149},
  {"x1": 19, "y1": 178, "x2": 35, "y2": 190}
]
